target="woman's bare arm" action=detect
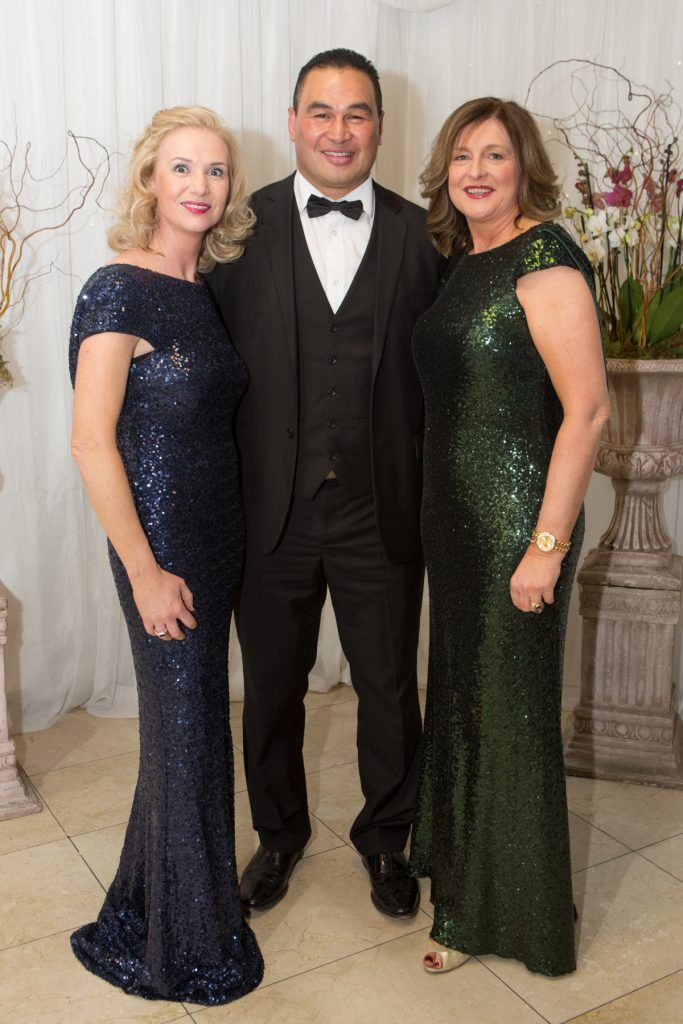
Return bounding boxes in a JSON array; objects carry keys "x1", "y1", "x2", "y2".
[
  {"x1": 509, "y1": 265, "x2": 610, "y2": 612},
  {"x1": 71, "y1": 333, "x2": 196, "y2": 639}
]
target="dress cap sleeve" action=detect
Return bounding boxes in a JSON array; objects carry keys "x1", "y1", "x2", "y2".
[
  {"x1": 514, "y1": 223, "x2": 594, "y2": 288},
  {"x1": 68, "y1": 266, "x2": 155, "y2": 384}
]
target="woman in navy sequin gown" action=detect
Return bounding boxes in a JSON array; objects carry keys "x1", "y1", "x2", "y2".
[{"x1": 68, "y1": 107, "x2": 263, "y2": 1004}]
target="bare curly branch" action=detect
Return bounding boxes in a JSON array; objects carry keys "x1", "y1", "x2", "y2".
[{"x1": 0, "y1": 129, "x2": 111, "y2": 385}]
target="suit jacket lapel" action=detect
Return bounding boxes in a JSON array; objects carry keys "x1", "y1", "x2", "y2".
[
  {"x1": 263, "y1": 174, "x2": 298, "y2": 372},
  {"x1": 372, "y1": 182, "x2": 407, "y2": 376}
]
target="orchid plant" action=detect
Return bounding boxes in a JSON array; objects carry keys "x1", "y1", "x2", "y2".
[{"x1": 529, "y1": 60, "x2": 683, "y2": 359}]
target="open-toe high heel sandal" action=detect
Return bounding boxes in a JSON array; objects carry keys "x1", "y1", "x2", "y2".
[{"x1": 422, "y1": 943, "x2": 470, "y2": 973}]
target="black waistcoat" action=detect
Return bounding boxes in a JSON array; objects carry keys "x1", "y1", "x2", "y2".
[{"x1": 292, "y1": 210, "x2": 379, "y2": 499}]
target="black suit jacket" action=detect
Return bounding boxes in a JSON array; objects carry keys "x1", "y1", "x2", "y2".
[{"x1": 206, "y1": 173, "x2": 443, "y2": 564}]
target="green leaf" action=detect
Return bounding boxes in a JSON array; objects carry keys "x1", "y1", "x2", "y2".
[
  {"x1": 646, "y1": 291, "x2": 663, "y2": 335},
  {"x1": 648, "y1": 284, "x2": 683, "y2": 345},
  {"x1": 617, "y1": 277, "x2": 643, "y2": 332}
]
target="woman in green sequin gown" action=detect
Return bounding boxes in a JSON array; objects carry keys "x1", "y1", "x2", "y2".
[{"x1": 409, "y1": 100, "x2": 608, "y2": 977}]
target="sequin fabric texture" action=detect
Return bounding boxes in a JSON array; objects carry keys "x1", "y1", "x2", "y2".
[
  {"x1": 410, "y1": 224, "x2": 595, "y2": 977},
  {"x1": 68, "y1": 265, "x2": 263, "y2": 1004}
]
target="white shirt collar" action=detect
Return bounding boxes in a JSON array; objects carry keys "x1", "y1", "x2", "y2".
[{"x1": 294, "y1": 170, "x2": 375, "y2": 220}]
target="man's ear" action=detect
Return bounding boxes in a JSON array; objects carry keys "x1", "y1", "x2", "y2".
[
  {"x1": 378, "y1": 111, "x2": 384, "y2": 146},
  {"x1": 287, "y1": 107, "x2": 297, "y2": 143}
]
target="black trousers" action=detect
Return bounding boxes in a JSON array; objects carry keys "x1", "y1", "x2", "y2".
[{"x1": 236, "y1": 482, "x2": 424, "y2": 855}]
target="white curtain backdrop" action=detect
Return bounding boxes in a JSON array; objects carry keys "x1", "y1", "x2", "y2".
[{"x1": 0, "y1": 0, "x2": 681, "y2": 731}]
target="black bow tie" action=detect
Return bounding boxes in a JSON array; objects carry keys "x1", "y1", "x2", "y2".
[{"x1": 306, "y1": 194, "x2": 364, "y2": 220}]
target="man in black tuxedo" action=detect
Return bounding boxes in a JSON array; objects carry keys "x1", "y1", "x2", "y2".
[{"x1": 207, "y1": 49, "x2": 442, "y2": 917}]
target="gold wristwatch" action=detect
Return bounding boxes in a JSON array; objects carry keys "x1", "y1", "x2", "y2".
[{"x1": 530, "y1": 529, "x2": 571, "y2": 554}]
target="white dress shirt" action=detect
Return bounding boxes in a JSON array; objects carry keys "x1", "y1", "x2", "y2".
[{"x1": 294, "y1": 171, "x2": 375, "y2": 314}]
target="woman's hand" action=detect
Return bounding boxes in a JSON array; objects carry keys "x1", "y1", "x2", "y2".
[
  {"x1": 130, "y1": 564, "x2": 197, "y2": 640},
  {"x1": 510, "y1": 547, "x2": 563, "y2": 613}
]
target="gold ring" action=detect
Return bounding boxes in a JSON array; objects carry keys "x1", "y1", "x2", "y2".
[
  {"x1": 155, "y1": 629, "x2": 168, "y2": 638},
  {"x1": 530, "y1": 602, "x2": 543, "y2": 614}
]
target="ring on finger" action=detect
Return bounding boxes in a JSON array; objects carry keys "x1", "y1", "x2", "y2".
[
  {"x1": 529, "y1": 599, "x2": 544, "y2": 614},
  {"x1": 155, "y1": 629, "x2": 168, "y2": 638}
]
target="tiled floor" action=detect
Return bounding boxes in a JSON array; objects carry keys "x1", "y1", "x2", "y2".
[{"x1": 3, "y1": 685, "x2": 683, "y2": 1024}]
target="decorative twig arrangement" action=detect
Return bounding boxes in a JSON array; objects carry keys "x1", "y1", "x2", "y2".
[{"x1": 0, "y1": 130, "x2": 111, "y2": 385}]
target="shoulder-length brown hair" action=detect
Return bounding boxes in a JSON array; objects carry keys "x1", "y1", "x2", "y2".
[
  {"x1": 108, "y1": 106, "x2": 254, "y2": 272},
  {"x1": 421, "y1": 97, "x2": 560, "y2": 258}
]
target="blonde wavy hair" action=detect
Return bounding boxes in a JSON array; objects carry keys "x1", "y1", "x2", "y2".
[
  {"x1": 421, "y1": 97, "x2": 561, "y2": 258},
  {"x1": 108, "y1": 106, "x2": 254, "y2": 271}
]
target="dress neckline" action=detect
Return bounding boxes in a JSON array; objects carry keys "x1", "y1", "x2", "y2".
[
  {"x1": 465, "y1": 222, "x2": 545, "y2": 258},
  {"x1": 103, "y1": 263, "x2": 205, "y2": 287}
]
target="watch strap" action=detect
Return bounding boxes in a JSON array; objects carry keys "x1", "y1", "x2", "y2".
[{"x1": 530, "y1": 529, "x2": 571, "y2": 553}]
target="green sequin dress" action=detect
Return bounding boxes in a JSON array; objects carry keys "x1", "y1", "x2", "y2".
[{"x1": 410, "y1": 223, "x2": 594, "y2": 977}]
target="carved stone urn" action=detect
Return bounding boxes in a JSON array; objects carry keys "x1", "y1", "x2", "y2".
[
  {"x1": 565, "y1": 358, "x2": 683, "y2": 787},
  {"x1": 0, "y1": 596, "x2": 41, "y2": 819}
]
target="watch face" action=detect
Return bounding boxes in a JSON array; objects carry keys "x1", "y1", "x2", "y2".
[{"x1": 537, "y1": 531, "x2": 556, "y2": 553}]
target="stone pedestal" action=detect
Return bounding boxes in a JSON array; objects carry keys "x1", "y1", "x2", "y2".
[
  {"x1": 565, "y1": 359, "x2": 683, "y2": 788},
  {"x1": 565, "y1": 554, "x2": 683, "y2": 787},
  {"x1": 0, "y1": 596, "x2": 41, "y2": 819}
]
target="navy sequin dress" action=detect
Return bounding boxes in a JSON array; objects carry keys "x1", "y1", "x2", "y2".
[
  {"x1": 68, "y1": 265, "x2": 263, "y2": 1004},
  {"x1": 410, "y1": 224, "x2": 595, "y2": 977}
]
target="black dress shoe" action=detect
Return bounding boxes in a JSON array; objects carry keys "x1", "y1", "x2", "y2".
[
  {"x1": 239, "y1": 845, "x2": 304, "y2": 910},
  {"x1": 361, "y1": 851, "x2": 420, "y2": 918}
]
